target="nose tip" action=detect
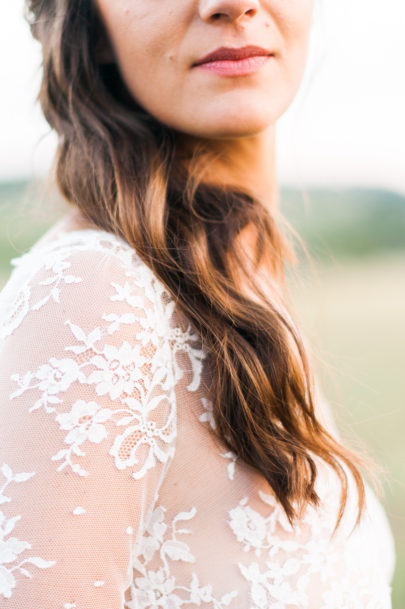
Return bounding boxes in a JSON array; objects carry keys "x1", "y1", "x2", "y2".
[{"x1": 199, "y1": 0, "x2": 260, "y2": 23}]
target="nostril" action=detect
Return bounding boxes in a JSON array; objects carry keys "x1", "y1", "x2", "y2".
[
  {"x1": 201, "y1": 2, "x2": 259, "y2": 23},
  {"x1": 210, "y1": 9, "x2": 255, "y2": 21}
]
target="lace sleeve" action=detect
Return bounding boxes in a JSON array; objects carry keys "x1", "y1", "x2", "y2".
[{"x1": 0, "y1": 241, "x2": 177, "y2": 608}]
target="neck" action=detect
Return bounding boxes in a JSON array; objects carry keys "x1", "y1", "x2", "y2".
[
  {"x1": 175, "y1": 125, "x2": 279, "y2": 216},
  {"x1": 175, "y1": 126, "x2": 283, "y2": 292}
]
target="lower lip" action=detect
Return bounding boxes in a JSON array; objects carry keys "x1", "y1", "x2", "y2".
[{"x1": 193, "y1": 55, "x2": 272, "y2": 77}]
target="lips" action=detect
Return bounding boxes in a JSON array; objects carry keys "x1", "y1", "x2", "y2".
[{"x1": 193, "y1": 45, "x2": 273, "y2": 67}]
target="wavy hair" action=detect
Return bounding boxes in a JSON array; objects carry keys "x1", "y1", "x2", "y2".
[{"x1": 24, "y1": 0, "x2": 376, "y2": 533}]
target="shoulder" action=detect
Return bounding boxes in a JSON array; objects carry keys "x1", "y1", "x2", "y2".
[
  {"x1": 0, "y1": 227, "x2": 173, "y2": 343},
  {"x1": 1, "y1": 228, "x2": 179, "y2": 477}
]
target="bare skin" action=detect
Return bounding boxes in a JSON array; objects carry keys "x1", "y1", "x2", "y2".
[
  {"x1": 49, "y1": 0, "x2": 334, "y2": 431},
  {"x1": 93, "y1": 0, "x2": 315, "y2": 217}
]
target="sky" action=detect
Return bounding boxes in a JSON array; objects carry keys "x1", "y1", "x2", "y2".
[{"x1": 1, "y1": 0, "x2": 404, "y2": 194}]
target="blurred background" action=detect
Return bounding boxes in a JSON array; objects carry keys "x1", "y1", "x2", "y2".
[{"x1": 1, "y1": 0, "x2": 404, "y2": 605}]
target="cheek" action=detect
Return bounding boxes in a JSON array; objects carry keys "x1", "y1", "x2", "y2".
[
  {"x1": 109, "y1": 15, "x2": 159, "y2": 72},
  {"x1": 104, "y1": 13, "x2": 183, "y2": 112},
  {"x1": 276, "y1": 2, "x2": 314, "y2": 84},
  {"x1": 96, "y1": 4, "x2": 169, "y2": 83},
  {"x1": 270, "y1": 0, "x2": 314, "y2": 48}
]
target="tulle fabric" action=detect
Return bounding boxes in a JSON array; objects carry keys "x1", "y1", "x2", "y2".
[{"x1": 0, "y1": 211, "x2": 395, "y2": 608}]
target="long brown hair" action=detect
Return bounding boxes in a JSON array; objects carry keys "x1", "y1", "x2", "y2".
[{"x1": 24, "y1": 0, "x2": 377, "y2": 533}]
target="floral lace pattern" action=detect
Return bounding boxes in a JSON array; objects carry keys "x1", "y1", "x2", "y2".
[
  {"x1": 128, "y1": 504, "x2": 239, "y2": 609},
  {"x1": 226, "y1": 472, "x2": 394, "y2": 609},
  {"x1": 0, "y1": 223, "x2": 396, "y2": 608}
]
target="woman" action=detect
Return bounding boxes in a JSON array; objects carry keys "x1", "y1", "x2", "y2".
[{"x1": 0, "y1": 0, "x2": 395, "y2": 607}]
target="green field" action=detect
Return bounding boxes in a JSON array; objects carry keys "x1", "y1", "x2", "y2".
[
  {"x1": 288, "y1": 251, "x2": 405, "y2": 608},
  {"x1": 1, "y1": 180, "x2": 404, "y2": 607}
]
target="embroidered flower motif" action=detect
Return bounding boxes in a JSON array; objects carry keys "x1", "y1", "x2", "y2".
[
  {"x1": 50, "y1": 400, "x2": 112, "y2": 476},
  {"x1": 133, "y1": 568, "x2": 181, "y2": 608},
  {"x1": 88, "y1": 341, "x2": 145, "y2": 401},
  {"x1": 55, "y1": 399, "x2": 110, "y2": 445},
  {"x1": 238, "y1": 559, "x2": 308, "y2": 609},
  {"x1": 10, "y1": 357, "x2": 84, "y2": 413},
  {"x1": 36, "y1": 357, "x2": 82, "y2": 394},
  {"x1": 228, "y1": 499, "x2": 268, "y2": 556}
]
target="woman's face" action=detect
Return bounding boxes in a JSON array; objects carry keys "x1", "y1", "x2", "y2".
[{"x1": 94, "y1": 0, "x2": 315, "y2": 139}]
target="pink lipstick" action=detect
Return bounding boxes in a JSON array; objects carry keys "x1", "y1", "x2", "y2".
[{"x1": 192, "y1": 45, "x2": 273, "y2": 77}]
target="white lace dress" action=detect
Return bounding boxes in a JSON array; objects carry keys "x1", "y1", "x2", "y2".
[{"x1": 0, "y1": 211, "x2": 396, "y2": 609}]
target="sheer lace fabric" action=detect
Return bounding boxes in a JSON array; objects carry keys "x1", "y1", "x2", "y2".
[{"x1": 0, "y1": 213, "x2": 395, "y2": 608}]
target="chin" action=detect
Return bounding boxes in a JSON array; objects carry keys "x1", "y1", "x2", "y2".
[
  {"x1": 196, "y1": 93, "x2": 284, "y2": 137},
  {"x1": 176, "y1": 107, "x2": 277, "y2": 140}
]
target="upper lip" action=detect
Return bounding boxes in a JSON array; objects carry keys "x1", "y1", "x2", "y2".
[{"x1": 193, "y1": 45, "x2": 273, "y2": 67}]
